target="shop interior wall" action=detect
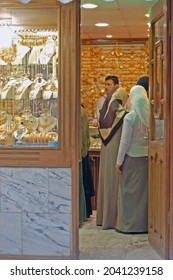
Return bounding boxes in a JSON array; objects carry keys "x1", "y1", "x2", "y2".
[{"x1": 81, "y1": 42, "x2": 149, "y2": 119}]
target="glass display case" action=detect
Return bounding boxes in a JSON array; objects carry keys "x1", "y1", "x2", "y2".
[
  {"x1": 89, "y1": 125, "x2": 101, "y2": 150},
  {"x1": 0, "y1": 0, "x2": 80, "y2": 169},
  {"x1": 0, "y1": 9, "x2": 59, "y2": 147}
]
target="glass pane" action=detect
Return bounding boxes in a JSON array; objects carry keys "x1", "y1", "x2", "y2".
[
  {"x1": 0, "y1": 8, "x2": 59, "y2": 147},
  {"x1": 153, "y1": 16, "x2": 164, "y2": 141},
  {"x1": 154, "y1": 42, "x2": 161, "y2": 119}
]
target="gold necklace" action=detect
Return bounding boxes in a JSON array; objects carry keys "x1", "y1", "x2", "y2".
[
  {"x1": 0, "y1": 113, "x2": 8, "y2": 126},
  {"x1": 39, "y1": 117, "x2": 55, "y2": 131}
]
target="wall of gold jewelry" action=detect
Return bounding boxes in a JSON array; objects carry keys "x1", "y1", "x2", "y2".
[
  {"x1": 0, "y1": 26, "x2": 59, "y2": 146},
  {"x1": 81, "y1": 43, "x2": 149, "y2": 118}
]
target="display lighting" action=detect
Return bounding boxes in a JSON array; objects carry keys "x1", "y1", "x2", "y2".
[
  {"x1": 106, "y1": 35, "x2": 113, "y2": 38},
  {"x1": 18, "y1": 0, "x2": 31, "y2": 3},
  {"x1": 81, "y1": 3, "x2": 98, "y2": 9},
  {"x1": 95, "y1": 23, "x2": 109, "y2": 27},
  {"x1": 57, "y1": 0, "x2": 73, "y2": 3},
  {"x1": 18, "y1": 0, "x2": 73, "y2": 4}
]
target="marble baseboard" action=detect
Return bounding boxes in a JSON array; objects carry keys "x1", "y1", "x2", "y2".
[
  {"x1": 49, "y1": 169, "x2": 71, "y2": 214},
  {"x1": 23, "y1": 212, "x2": 71, "y2": 256},
  {"x1": 0, "y1": 168, "x2": 49, "y2": 213},
  {"x1": 0, "y1": 167, "x2": 72, "y2": 257},
  {"x1": 0, "y1": 213, "x2": 22, "y2": 255}
]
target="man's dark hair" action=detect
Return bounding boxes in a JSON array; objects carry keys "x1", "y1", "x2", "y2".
[{"x1": 105, "y1": 75, "x2": 119, "y2": 85}]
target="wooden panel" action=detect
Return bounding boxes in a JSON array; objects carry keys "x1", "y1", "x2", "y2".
[
  {"x1": 11, "y1": 9, "x2": 59, "y2": 27},
  {"x1": 148, "y1": 142, "x2": 167, "y2": 257},
  {"x1": 58, "y1": 1, "x2": 80, "y2": 259},
  {"x1": 169, "y1": 0, "x2": 173, "y2": 260},
  {"x1": 0, "y1": 148, "x2": 70, "y2": 167},
  {"x1": 150, "y1": 0, "x2": 164, "y2": 22},
  {"x1": 0, "y1": 0, "x2": 60, "y2": 8}
]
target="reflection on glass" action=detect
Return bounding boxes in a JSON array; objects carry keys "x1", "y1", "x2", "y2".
[
  {"x1": 153, "y1": 15, "x2": 165, "y2": 141},
  {"x1": 14, "y1": 124, "x2": 28, "y2": 144},
  {"x1": 155, "y1": 119, "x2": 164, "y2": 140},
  {"x1": 155, "y1": 17, "x2": 164, "y2": 42},
  {"x1": 154, "y1": 78, "x2": 161, "y2": 119}
]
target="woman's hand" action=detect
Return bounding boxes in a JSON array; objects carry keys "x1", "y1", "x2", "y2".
[{"x1": 116, "y1": 164, "x2": 123, "y2": 173}]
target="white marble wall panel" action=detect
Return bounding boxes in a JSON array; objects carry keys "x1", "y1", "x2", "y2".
[
  {"x1": 49, "y1": 168, "x2": 71, "y2": 214},
  {"x1": 23, "y1": 212, "x2": 71, "y2": 256},
  {"x1": 0, "y1": 167, "x2": 72, "y2": 257},
  {"x1": 0, "y1": 168, "x2": 49, "y2": 213},
  {"x1": 0, "y1": 213, "x2": 22, "y2": 255}
]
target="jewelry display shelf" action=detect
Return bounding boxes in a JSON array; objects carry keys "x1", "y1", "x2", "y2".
[{"x1": 0, "y1": 20, "x2": 59, "y2": 149}]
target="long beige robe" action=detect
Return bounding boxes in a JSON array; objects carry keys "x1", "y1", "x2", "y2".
[{"x1": 96, "y1": 127, "x2": 122, "y2": 229}]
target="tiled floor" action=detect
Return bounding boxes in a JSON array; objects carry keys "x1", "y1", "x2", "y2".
[{"x1": 79, "y1": 212, "x2": 163, "y2": 260}]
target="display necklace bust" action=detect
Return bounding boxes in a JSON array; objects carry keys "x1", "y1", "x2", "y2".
[
  {"x1": 21, "y1": 111, "x2": 39, "y2": 132},
  {"x1": 1, "y1": 77, "x2": 18, "y2": 99},
  {"x1": 38, "y1": 111, "x2": 57, "y2": 132},
  {"x1": 15, "y1": 76, "x2": 33, "y2": 100},
  {"x1": 43, "y1": 77, "x2": 58, "y2": 99},
  {"x1": 0, "y1": 111, "x2": 12, "y2": 128},
  {"x1": 29, "y1": 75, "x2": 46, "y2": 100}
]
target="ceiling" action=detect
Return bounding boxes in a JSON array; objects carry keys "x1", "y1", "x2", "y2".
[
  {"x1": 0, "y1": 0, "x2": 159, "y2": 42},
  {"x1": 81, "y1": 0, "x2": 159, "y2": 41}
]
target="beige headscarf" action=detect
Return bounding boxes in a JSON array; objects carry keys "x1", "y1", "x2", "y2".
[
  {"x1": 113, "y1": 87, "x2": 128, "y2": 106},
  {"x1": 98, "y1": 87, "x2": 128, "y2": 146}
]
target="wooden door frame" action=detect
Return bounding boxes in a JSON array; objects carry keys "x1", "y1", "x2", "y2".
[
  {"x1": 148, "y1": 0, "x2": 171, "y2": 259},
  {"x1": 164, "y1": 0, "x2": 171, "y2": 259},
  {"x1": 169, "y1": 0, "x2": 173, "y2": 260}
]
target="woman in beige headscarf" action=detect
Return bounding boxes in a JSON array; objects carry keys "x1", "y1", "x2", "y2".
[
  {"x1": 116, "y1": 85, "x2": 149, "y2": 233},
  {"x1": 96, "y1": 75, "x2": 128, "y2": 229}
]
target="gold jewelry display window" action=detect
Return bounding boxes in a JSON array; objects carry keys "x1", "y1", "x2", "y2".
[{"x1": 0, "y1": 8, "x2": 59, "y2": 148}]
